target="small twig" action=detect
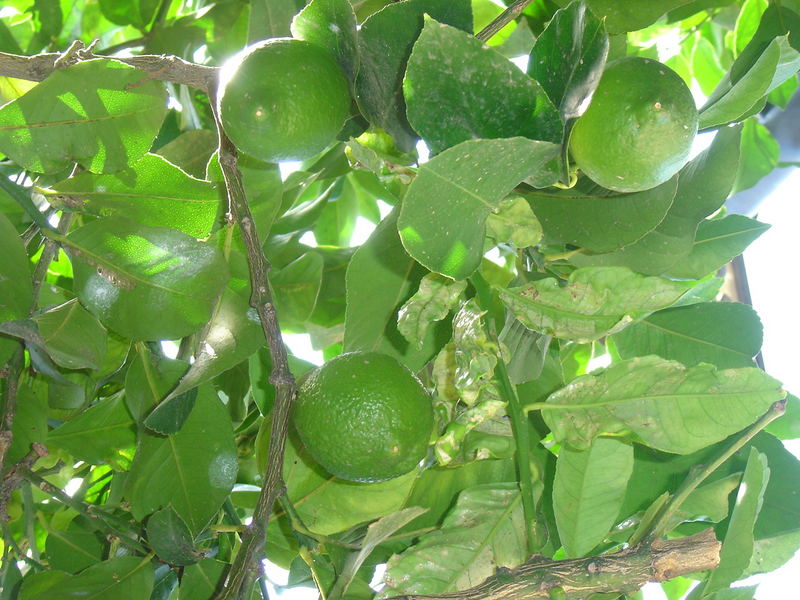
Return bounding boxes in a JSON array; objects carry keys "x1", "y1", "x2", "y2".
[
  {"x1": 476, "y1": 0, "x2": 537, "y2": 42},
  {"x1": 208, "y1": 91, "x2": 296, "y2": 600},
  {"x1": 0, "y1": 45, "x2": 217, "y2": 93},
  {"x1": 636, "y1": 400, "x2": 787, "y2": 544}
]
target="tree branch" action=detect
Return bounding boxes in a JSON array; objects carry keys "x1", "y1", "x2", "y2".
[
  {"x1": 208, "y1": 92, "x2": 296, "y2": 600},
  {"x1": 0, "y1": 42, "x2": 217, "y2": 92},
  {"x1": 385, "y1": 529, "x2": 721, "y2": 600}
]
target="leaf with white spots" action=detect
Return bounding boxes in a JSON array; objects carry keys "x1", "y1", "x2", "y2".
[
  {"x1": 539, "y1": 356, "x2": 785, "y2": 453},
  {"x1": 379, "y1": 483, "x2": 527, "y2": 597},
  {"x1": 398, "y1": 138, "x2": 559, "y2": 280}
]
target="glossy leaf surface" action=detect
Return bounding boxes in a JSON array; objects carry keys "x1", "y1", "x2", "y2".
[{"x1": 0, "y1": 60, "x2": 166, "y2": 173}]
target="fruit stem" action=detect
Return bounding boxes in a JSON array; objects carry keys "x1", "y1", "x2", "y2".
[{"x1": 495, "y1": 359, "x2": 537, "y2": 555}]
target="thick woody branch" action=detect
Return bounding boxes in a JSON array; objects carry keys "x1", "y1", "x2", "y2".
[
  {"x1": 209, "y1": 92, "x2": 296, "y2": 600},
  {"x1": 386, "y1": 530, "x2": 721, "y2": 600},
  {"x1": 0, "y1": 43, "x2": 217, "y2": 92}
]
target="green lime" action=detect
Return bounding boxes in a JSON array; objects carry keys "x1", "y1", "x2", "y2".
[
  {"x1": 217, "y1": 38, "x2": 351, "y2": 162},
  {"x1": 293, "y1": 351, "x2": 434, "y2": 482},
  {"x1": 569, "y1": 57, "x2": 698, "y2": 192}
]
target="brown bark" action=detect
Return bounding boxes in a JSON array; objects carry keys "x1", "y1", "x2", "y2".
[{"x1": 385, "y1": 530, "x2": 720, "y2": 600}]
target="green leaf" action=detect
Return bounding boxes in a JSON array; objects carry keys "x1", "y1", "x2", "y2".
[
  {"x1": 43, "y1": 154, "x2": 222, "y2": 239},
  {"x1": 162, "y1": 246, "x2": 264, "y2": 401},
  {"x1": 704, "y1": 448, "x2": 770, "y2": 595},
  {"x1": 497, "y1": 267, "x2": 685, "y2": 343},
  {"x1": 19, "y1": 557, "x2": 153, "y2": 600},
  {"x1": 404, "y1": 19, "x2": 562, "y2": 155},
  {"x1": 45, "y1": 516, "x2": 105, "y2": 574},
  {"x1": 734, "y1": 0, "x2": 769, "y2": 55},
  {"x1": 401, "y1": 457, "x2": 516, "y2": 532},
  {"x1": 247, "y1": 0, "x2": 299, "y2": 43},
  {"x1": 271, "y1": 251, "x2": 324, "y2": 328},
  {"x1": 731, "y1": 4, "x2": 800, "y2": 85},
  {"x1": 355, "y1": 0, "x2": 472, "y2": 151},
  {"x1": 147, "y1": 507, "x2": 200, "y2": 566},
  {"x1": 498, "y1": 316, "x2": 551, "y2": 385},
  {"x1": 572, "y1": 124, "x2": 741, "y2": 275},
  {"x1": 766, "y1": 393, "x2": 800, "y2": 440},
  {"x1": 0, "y1": 211, "x2": 32, "y2": 366},
  {"x1": 65, "y1": 216, "x2": 229, "y2": 341},
  {"x1": 578, "y1": 0, "x2": 694, "y2": 34},
  {"x1": 125, "y1": 387, "x2": 237, "y2": 535},
  {"x1": 539, "y1": 356, "x2": 785, "y2": 453},
  {"x1": 48, "y1": 391, "x2": 136, "y2": 465},
  {"x1": 344, "y1": 209, "x2": 449, "y2": 371},
  {"x1": 155, "y1": 130, "x2": 219, "y2": 179},
  {"x1": 328, "y1": 507, "x2": 428, "y2": 600},
  {"x1": 700, "y1": 36, "x2": 800, "y2": 129},
  {"x1": 0, "y1": 60, "x2": 166, "y2": 174},
  {"x1": 668, "y1": 215, "x2": 769, "y2": 279},
  {"x1": 398, "y1": 138, "x2": 559, "y2": 280},
  {"x1": 732, "y1": 118, "x2": 780, "y2": 194},
  {"x1": 485, "y1": 196, "x2": 543, "y2": 249},
  {"x1": 398, "y1": 273, "x2": 466, "y2": 351},
  {"x1": 528, "y1": 0, "x2": 609, "y2": 120},
  {"x1": 6, "y1": 382, "x2": 47, "y2": 466},
  {"x1": 98, "y1": 0, "x2": 159, "y2": 29},
  {"x1": 282, "y1": 430, "x2": 419, "y2": 535},
  {"x1": 124, "y1": 350, "x2": 188, "y2": 422},
  {"x1": 703, "y1": 588, "x2": 758, "y2": 600},
  {"x1": 143, "y1": 387, "x2": 197, "y2": 435},
  {"x1": 33, "y1": 299, "x2": 107, "y2": 370},
  {"x1": 380, "y1": 483, "x2": 526, "y2": 596},
  {"x1": 528, "y1": 175, "x2": 677, "y2": 253},
  {"x1": 446, "y1": 299, "x2": 501, "y2": 406},
  {"x1": 178, "y1": 559, "x2": 227, "y2": 600},
  {"x1": 612, "y1": 302, "x2": 763, "y2": 369},
  {"x1": 291, "y1": 0, "x2": 359, "y2": 83},
  {"x1": 553, "y1": 437, "x2": 634, "y2": 557}
]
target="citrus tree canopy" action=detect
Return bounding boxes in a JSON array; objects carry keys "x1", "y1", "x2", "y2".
[{"x1": 0, "y1": 1, "x2": 798, "y2": 600}]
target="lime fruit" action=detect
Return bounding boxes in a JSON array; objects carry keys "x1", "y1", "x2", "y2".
[
  {"x1": 293, "y1": 351, "x2": 434, "y2": 482},
  {"x1": 569, "y1": 57, "x2": 698, "y2": 192},
  {"x1": 217, "y1": 38, "x2": 351, "y2": 162}
]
